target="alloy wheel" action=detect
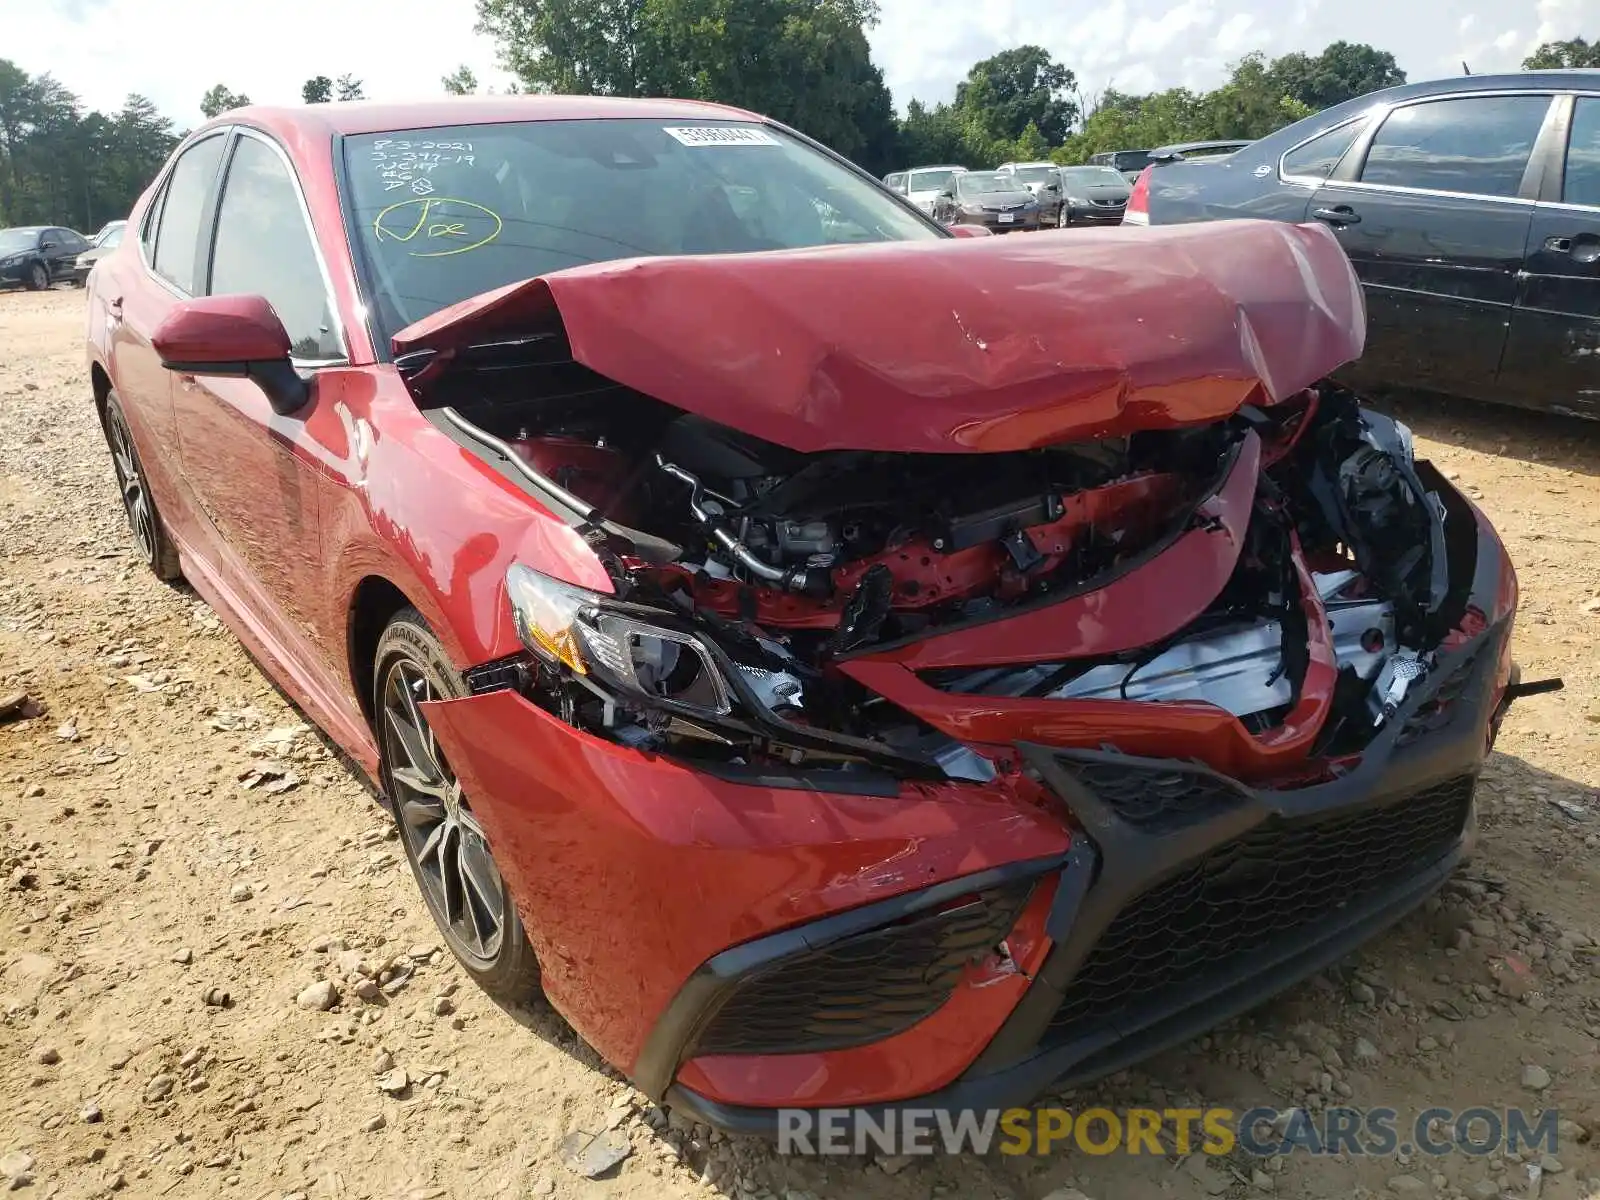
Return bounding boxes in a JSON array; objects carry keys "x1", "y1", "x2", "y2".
[
  {"x1": 28, "y1": 263, "x2": 48, "y2": 290},
  {"x1": 106, "y1": 406, "x2": 157, "y2": 566},
  {"x1": 381, "y1": 659, "x2": 507, "y2": 963}
]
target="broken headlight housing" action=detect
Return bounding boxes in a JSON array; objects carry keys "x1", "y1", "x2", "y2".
[{"x1": 505, "y1": 563, "x2": 732, "y2": 715}]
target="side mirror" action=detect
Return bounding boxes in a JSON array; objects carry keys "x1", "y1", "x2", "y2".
[
  {"x1": 152, "y1": 294, "x2": 310, "y2": 416},
  {"x1": 947, "y1": 224, "x2": 992, "y2": 238},
  {"x1": 41, "y1": 239, "x2": 59, "y2": 250}
]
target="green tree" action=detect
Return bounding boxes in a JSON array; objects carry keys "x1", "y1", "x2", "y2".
[
  {"x1": 336, "y1": 74, "x2": 365, "y2": 101},
  {"x1": 199, "y1": 84, "x2": 251, "y2": 119},
  {"x1": 898, "y1": 99, "x2": 967, "y2": 165},
  {"x1": 953, "y1": 46, "x2": 1077, "y2": 145},
  {"x1": 1268, "y1": 42, "x2": 1405, "y2": 110},
  {"x1": 1010, "y1": 121, "x2": 1050, "y2": 162},
  {"x1": 442, "y1": 65, "x2": 480, "y2": 94},
  {"x1": 301, "y1": 75, "x2": 333, "y2": 104},
  {"x1": 0, "y1": 61, "x2": 176, "y2": 231},
  {"x1": 477, "y1": 0, "x2": 900, "y2": 172},
  {"x1": 477, "y1": 0, "x2": 655, "y2": 95},
  {"x1": 1523, "y1": 37, "x2": 1600, "y2": 68}
]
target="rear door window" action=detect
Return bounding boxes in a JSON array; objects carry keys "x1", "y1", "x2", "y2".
[
  {"x1": 1283, "y1": 121, "x2": 1364, "y2": 180},
  {"x1": 152, "y1": 134, "x2": 226, "y2": 293},
  {"x1": 1359, "y1": 95, "x2": 1551, "y2": 198},
  {"x1": 1565, "y1": 97, "x2": 1600, "y2": 208}
]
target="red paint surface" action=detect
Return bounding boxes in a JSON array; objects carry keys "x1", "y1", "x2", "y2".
[
  {"x1": 418, "y1": 687, "x2": 1071, "y2": 1076},
  {"x1": 854, "y1": 432, "x2": 1261, "y2": 670},
  {"x1": 151, "y1": 294, "x2": 291, "y2": 365},
  {"x1": 677, "y1": 875, "x2": 1059, "y2": 1106},
  {"x1": 395, "y1": 221, "x2": 1365, "y2": 453}
]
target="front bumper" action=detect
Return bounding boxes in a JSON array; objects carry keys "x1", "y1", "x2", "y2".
[
  {"x1": 669, "y1": 610, "x2": 1504, "y2": 1133},
  {"x1": 423, "y1": 488, "x2": 1514, "y2": 1131},
  {"x1": 1066, "y1": 204, "x2": 1127, "y2": 225},
  {"x1": 955, "y1": 212, "x2": 1041, "y2": 233}
]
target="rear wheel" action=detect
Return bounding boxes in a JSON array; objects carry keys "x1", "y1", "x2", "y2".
[
  {"x1": 375, "y1": 610, "x2": 542, "y2": 1002},
  {"x1": 102, "y1": 391, "x2": 182, "y2": 580},
  {"x1": 25, "y1": 262, "x2": 48, "y2": 291}
]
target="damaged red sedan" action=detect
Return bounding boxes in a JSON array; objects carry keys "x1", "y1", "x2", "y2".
[{"x1": 86, "y1": 97, "x2": 1523, "y2": 1130}]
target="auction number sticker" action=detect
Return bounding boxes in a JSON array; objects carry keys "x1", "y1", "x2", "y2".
[{"x1": 663, "y1": 126, "x2": 780, "y2": 147}]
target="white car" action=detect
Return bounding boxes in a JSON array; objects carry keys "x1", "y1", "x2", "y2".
[{"x1": 895, "y1": 165, "x2": 967, "y2": 215}]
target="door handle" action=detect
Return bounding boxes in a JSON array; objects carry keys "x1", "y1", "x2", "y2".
[
  {"x1": 107, "y1": 296, "x2": 123, "y2": 315},
  {"x1": 1544, "y1": 236, "x2": 1574, "y2": 253},
  {"x1": 1312, "y1": 206, "x2": 1362, "y2": 227}
]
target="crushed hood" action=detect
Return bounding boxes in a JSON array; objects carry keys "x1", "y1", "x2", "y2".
[{"x1": 394, "y1": 219, "x2": 1365, "y2": 453}]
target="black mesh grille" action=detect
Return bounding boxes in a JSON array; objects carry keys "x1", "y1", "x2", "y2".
[
  {"x1": 1049, "y1": 776, "x2": 1473, "y2": 1036},
  {"x1": 1067, "y1": 760, "x2": 1247, "y2": 833},
  {"x1": 693, "y1": 883, "x2": 1034, "y2": 1057}
]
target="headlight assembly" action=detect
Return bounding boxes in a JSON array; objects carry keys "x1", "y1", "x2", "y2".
[{"x1": 505, "y1": 564, "x2": 732, "y2": 715}]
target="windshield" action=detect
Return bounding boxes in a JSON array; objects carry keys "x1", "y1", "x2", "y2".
[
  {"x1": 956, "y1": 173, "x2": 1020, "y2": 197},
  {"x1": 1059, "y1": 167, "x2": 1128, "y2": 189},
  {"x1": 344, "y1": 120, "x2": 939, "y2": 341},
  {"x1": 907, "y1": 168, "x2": 957, "y2": 192},
  {"x1": 94, "y1": 225, "x2": 125, "y2": 249},
  {"x1": 0, "y1": 228, "x2": 40, "y2": 253},
  {"x1": 1011, "y1": 165, "x2": 1056, "y2": 184}
]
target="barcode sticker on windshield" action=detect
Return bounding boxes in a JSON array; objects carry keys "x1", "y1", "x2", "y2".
[{"x1": 663, "y1": 126, "x2": 780, "y2": 148}]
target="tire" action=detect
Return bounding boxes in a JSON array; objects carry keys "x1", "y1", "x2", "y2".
[
  {"x1": 375, "y1": 609, "x2": 542, "y2": 1002},
  {"x1": 25, "y1": 262, "x2": 48, "y2": 291},
  {"x1": 102, "y1": 391, "x2": 182, "y2": 580}
]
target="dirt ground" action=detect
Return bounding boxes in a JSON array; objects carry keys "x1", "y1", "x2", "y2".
[{"x1": 2, "y1": 285, "x2": 1599, "y2": 1200}]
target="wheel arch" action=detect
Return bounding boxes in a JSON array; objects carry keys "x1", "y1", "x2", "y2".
[
  {"x1": 90, "y1": 362, "x2": 113, "y2": 419},
  {"x1": 348, "y1": 575, "x2": 417, "y2": 731}
]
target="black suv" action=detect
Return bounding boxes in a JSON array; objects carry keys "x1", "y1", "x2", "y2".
[
  {"x1": 1128, "y1": 72, "x2": 1600, "y2": 420},
  {"x1": 0, "y1": 225, "x2": 91, "y2": 291}
]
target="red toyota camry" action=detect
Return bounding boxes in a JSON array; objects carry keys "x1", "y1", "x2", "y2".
[{"x1": 85, "y1": 96, "x2": 1522, "y2": 1131}]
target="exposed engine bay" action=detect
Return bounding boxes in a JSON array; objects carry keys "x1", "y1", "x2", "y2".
[{"x1": 414, "y1": 337, "x2": 1472, "y2": 787}]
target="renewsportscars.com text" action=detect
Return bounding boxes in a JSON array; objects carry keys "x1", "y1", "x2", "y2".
[{"x1": 777, "y1": 1106, "x2": 1561, "y2": 1158}]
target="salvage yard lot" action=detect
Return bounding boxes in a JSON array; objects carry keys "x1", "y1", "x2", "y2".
[{"x1": 2, "y1": 284, "x2": 1599, "y2": 1200}]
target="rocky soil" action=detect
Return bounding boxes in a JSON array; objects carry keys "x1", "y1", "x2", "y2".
[{"x1": 3, "y1": 285, "x2": 1600, "y2": 1200}]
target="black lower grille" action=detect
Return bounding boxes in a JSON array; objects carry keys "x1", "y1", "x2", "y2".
[
  {"x1": 692, "y1": 882, "x2": 1033, "y2": 1057},
  {"x1": 1067, "y1": 759, "x2": 1247, "y2": 833},
  {"x1": 1048, "y1": 776, "x2": 1473, "y2": 1036}
]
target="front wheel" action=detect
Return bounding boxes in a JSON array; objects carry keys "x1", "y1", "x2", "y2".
[
  {"x1": 25, "y1": 262, "x2": 48, "y2": 291},
  {"x1": 376, "y1": 610, "x2": 542, "y2": 1002},
  {"x1": 102, "y1": 391, "x2": 182, "y2": 580}
]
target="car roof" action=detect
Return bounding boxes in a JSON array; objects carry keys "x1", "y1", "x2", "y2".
[
  {"x1": 908, "y1": 164, "x2": 965, "y2": 172},
  {"x1": 3, "y1": 226, "x2": 45, "y2": 234},
  {"x1": 1233, "y1": 69, "x2": 1600, "y2": 160},
  {"x1": 200, "y1": 94, "x2": 767, "y2": 142}
]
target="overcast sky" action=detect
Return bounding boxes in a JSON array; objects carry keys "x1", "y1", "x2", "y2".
[{"x1": 15, "y1": 0, "x2": 1596, "y2": 127}]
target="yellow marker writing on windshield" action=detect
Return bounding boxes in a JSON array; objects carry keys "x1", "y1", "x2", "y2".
[{"x1": 373, "y1": 198, "x2": 502, "y2": 257}]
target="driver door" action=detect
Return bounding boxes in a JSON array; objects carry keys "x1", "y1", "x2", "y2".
[{"x1": 171, "y1": 128, "x2": 348, "y2": 692}]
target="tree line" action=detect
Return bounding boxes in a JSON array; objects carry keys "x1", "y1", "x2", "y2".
[{"x1": 2, "y1": 28, "x2": 1596, "y2": 233}]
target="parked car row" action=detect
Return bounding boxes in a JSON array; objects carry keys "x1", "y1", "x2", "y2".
[
  {"x1": 0, "y1": 219, "x2": 128, "y2": 290},
  {"x1": 1125, "y1": 70, "x2": 1600, "y2": 420},
  {"x1": 884, "y1": 162, "x2": 1130, "y2": 230}
]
